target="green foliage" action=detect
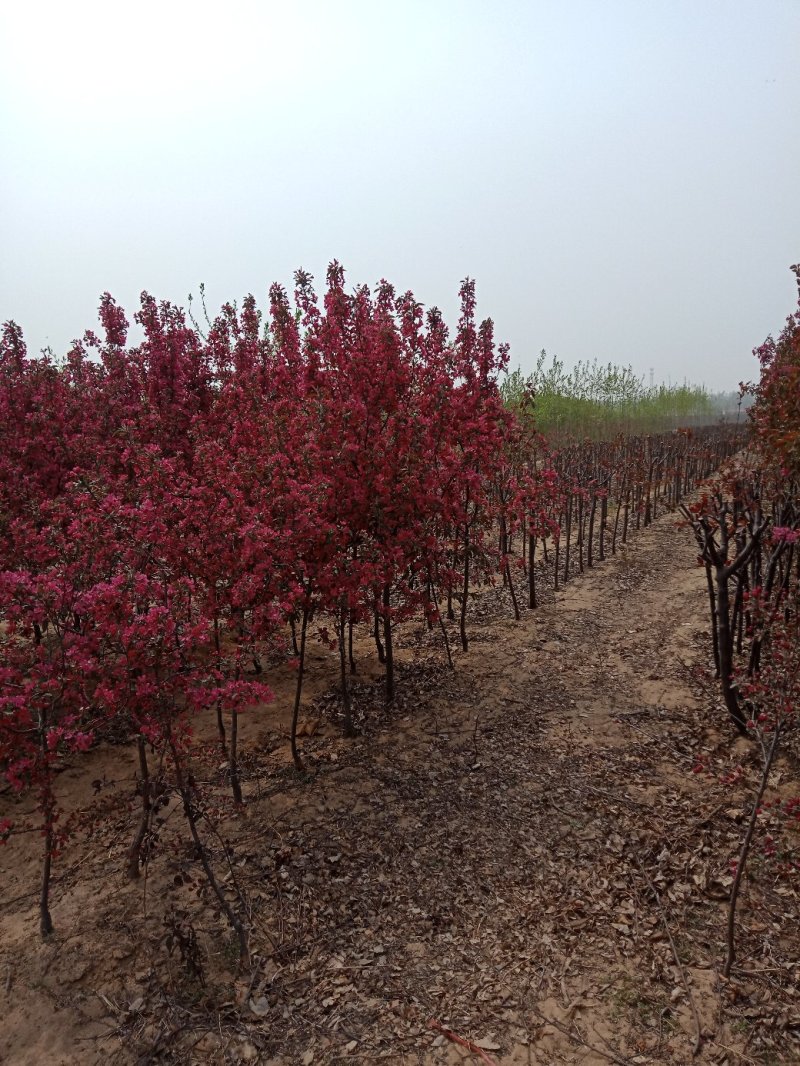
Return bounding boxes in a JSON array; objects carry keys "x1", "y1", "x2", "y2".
[{"x1": 501, "y1": 351, "x2": 729, "y2": 441}]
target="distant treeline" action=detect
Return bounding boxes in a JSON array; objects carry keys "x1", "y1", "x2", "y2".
[{"x1": 501, "y1": 351, "x2": 752, "y2": 440}]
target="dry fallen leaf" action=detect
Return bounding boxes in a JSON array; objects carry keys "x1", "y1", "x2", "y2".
[{"x1": 475, "y1": 1038, "x2": 502, "y2": 1051}]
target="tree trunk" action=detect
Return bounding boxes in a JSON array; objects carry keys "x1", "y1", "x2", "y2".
[
  {"x1": 40, "y1": 813, "x2": 54, "y2": 938},
  {"x1": 229, "y1": 699, "x2": 242, "y2": 806},
  {"x1": 459, "y1": 520, "x2": 470, "y2": 653},
  {"x1": 373, "y1": 598, "x2": 386, "y2": 663},
  {"x1": 127, "y1": 736, "x2": 152, "y2": 879},
  {"x1": 715, "y1": 568, "x2": 747, "y2": 732},
  {"x1": 170, "y1": 737, "x2": 249, "y2": 967},
  {"x1": 587, "y1": 491, "x2": 598, "y2": 567},
  {"x1": 348, "y1": 609, "x2": 356, "y2": 674},
  {"x1": 290, "y1": 603, "x2": 310, "y2": 771},
  {"x1": 724, "y1": 725, "x2": 781, "y2": 977},
  {"x1": 705, "y1": 563, "x2": 720, "y2": 677},
  {"x1": 528, "y1": 533, "x2": 537, "y2": 609},
  {"x1": 505, "y1": 558, "x2": 520, "y2": 620},
  {"x1": 383, "y1": 583, "x2": 395, "y2": 705},
  {"x1": 338, "y1": 606, "x2": 356, "y2": 736},
  {"x1": 563, "y1": 494, "x2": 572, "y2": 584}
]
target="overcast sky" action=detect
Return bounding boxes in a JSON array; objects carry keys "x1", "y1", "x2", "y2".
[{"x1": 1, "y1": 1, "x2": 798, "y2": 390}]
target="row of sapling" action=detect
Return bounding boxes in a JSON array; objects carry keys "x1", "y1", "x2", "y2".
[
  {"x1": 0, "y1": 266, "x2": 543, "y2": 945},
  {"x1": 502, "y1": 423, "x2": 743, "y2": 602},
  {"x1": 0, "y1": 260, "x2": 751, "y2": 959},
  {"x1": 681, "y1": 265, "x2": 800, "y2": 976}
]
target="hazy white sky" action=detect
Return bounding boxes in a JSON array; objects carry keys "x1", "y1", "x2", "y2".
[{"x1": 1, "y1": 0, "x2": 798, "y2": 389}]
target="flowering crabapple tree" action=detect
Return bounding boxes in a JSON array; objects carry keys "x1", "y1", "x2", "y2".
[
  {"x1": 0, "y1": 262, "x2": 538, "y2": 946},
  {"x1": 0, "y1": 561, "x2": 95, "y2": 937},
  {"x1": 681, "y1": 267, "x2": 800, "y2": 972}
]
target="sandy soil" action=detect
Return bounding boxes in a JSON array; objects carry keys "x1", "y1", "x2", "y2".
[{"x1": 1, "y1": 507, "x2": 798, "y2": 1065}]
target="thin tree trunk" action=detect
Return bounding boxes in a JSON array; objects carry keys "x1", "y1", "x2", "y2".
[
  {"x1": 715, "y1": 569, "x2": 747, "y2": 732},
  {"x1": 587, "y1": 491, "x2": 597, "y2": 568},
  {"x1": 459, "y1": 519, "x2": 470, "y2": 652},
  {"x1": 170, "y1": 737, "x2": 249, "y2": 967},
  {"x1": 383, "y1": 582, "x2": 395, "y2": 705},
  {"x1": 705, "y1": 563, "x2": 720, "y2": 677},
  {"x1": 229, "y1": 698, "x2": 242, "y2": 806},
  {"x1": 622, "y1": 488, "x2": 631, "y2": 544},
  {"x1": 213, "y1": 615, "x2": 227, "y2": 755},
  {"x1": 127, "y1": 736, "x2": 152, "y2": 880},
  {"x1": 436, "y1": 589, "x2": 454, "y2": 668},
  {"x1": 373, "y1": 598, "x2": 386, "y2": 663},
  {"x1": 338, "y1": 606, "x2": 355, "y2": 736},
  {"x1": 611, "y1": 491, "x2": 623, "y2": 555},
  {"x1": 499, "y1": 521, "x2": 508, "y2": 587},
  {"x1": 644, "y1": 460, "x2": 654, "y2": 525},
  {"x1": 724, "y1": 725, "x2": 781, "y2": 977},
  {"x1": 38, "y1": 701, "x2": 54, "y2": 938},
  {"x1": 505, "y1": 558, "x2": 520, "y2": 620},
  {"x1": 733, "y1": 573, "x2": 746, "y2": 655},
  {"x1": 290, "y1": 603, "x2": 310, "y2": 771},
  {"x1": 528, "y1": 533, "x2": 537, "y2": 609},
  {"x1": 40, "y1": 809, "x2": 54, "y2": 938},
  {"x1": 563, "y1": 494, "x2": 572, "y2": 583},
  {"x1": 348, "y1": 609, "x2": 356, "y2": 674}
]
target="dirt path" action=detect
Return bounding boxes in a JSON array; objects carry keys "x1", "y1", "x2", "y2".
[{"x1": 1, "y1": 508, "x2": 798, "y2": 1065}]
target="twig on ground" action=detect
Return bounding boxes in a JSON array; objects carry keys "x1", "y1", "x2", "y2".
[
  {"x1": 428, "y1": 1019, "x2": 498, "y2": 1065},
  {"x1": 724, "y1": 724, "x2": 781, "y2": 978},
  {"x1": 631, "y1": 851, "x2": 705, "y2": 1057},
  {"x1": 528, "y1": 1006, "x2": 633, "y2": 1065}
]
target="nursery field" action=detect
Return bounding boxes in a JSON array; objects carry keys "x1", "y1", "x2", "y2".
[{"x1": 1, "y1": 266, "x2": 799, "y2": 1064}]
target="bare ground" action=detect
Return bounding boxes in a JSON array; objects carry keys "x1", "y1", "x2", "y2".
[{"x1": 1, "y1": 508, "x2": 798, "y2": 1065}]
